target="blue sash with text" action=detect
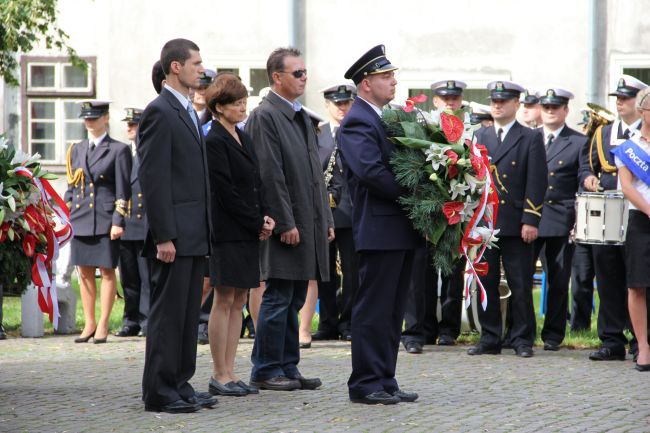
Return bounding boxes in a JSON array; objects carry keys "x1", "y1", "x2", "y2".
[{"x1": 611, "y1": 139, "x2": 650, "y2": 186}]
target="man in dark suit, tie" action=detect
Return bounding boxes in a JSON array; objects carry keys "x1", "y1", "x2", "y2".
[
  {"x1": 339, "y1": 45, "x2": 423, "y2": 405},
  {"x1": 138, "y1": 38, "x2": 216, "y2": 413},
  {"x1": 533, "y1": 88, "x2": 587, "y2": 351},
  {"x1": 468, "y1": 80, "x2": 547, "y2": 358}
]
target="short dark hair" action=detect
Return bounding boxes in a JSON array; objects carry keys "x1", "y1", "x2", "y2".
[
  {"x1": 151, "y1": 60, "x2": 165, "y2": 94},
  {"x1": 160, "y1": 38, "x2": 200, "y2": 75},
  {"x1": 205, "y1": 73, "x2": 248, "y2": 117},
  {"x1": 266, "y1": 47, "x2": 301, "y2": 85}
]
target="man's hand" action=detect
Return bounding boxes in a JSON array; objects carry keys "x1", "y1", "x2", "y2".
[
  {"x1": 156, "y1": 240, "x2": 176, "y2": 263},
  {"x1": 327, "y1": 227, "x2": 335, "y2": 242},
  {"x1": 583, "y1": 175, "x2": 600, "y2": 192},
  {"x1": 259, "y1": 216, "x2": 276, "y2": 241},
  {"x1": 280, "y1": 227, "x2": 300, "y2": 246},
  {"x1": 521, "y1": 224, "x2": 538, "y2": 244},
  {"x1": 110, "y1": 225, "x2": 124, "y2": 240}
]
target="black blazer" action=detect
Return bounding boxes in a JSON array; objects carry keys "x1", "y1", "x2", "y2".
[
  {"x1": 65, "y1": 135, "x2": 131, "y2": 236},
  {"x1": 206, "y1": 121, "x2": 267, "y2": 242},
  {"x1": 137, "y1": 87, "x2": 211, "y2": 257}
]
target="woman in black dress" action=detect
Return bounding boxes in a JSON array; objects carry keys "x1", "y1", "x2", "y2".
[
  {"x1": 204, "y1": 74, "x2": 274, "y2": 395},
  {"x1": 65, "y1": 101, "x2": 131, "y2": 343}
]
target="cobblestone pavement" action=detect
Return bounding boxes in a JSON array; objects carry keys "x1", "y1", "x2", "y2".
[{"x1": 1, "y1": 336, "x2": 650, "y2": 433}]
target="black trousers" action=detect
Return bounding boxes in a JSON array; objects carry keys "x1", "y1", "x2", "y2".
[
  {"x1": 348, "y1": 249, "x2": 414, "y2": 399},
  {"x1": 533, "y1": 236, "x2": 574, "y2": 345},
  {"x1": 439, "y1": 260, "x2": 465, "y2": 339},
  {"x1": 118, "y1": 240, "x2": 150, "y2": 329},
  {"x1": 477, "y1": 236, "x2": 536, "y2": 348},
  {"x1": 142, "y1": 256, "x2": 204, "y2": 406},
  {"x1": 317, "y1": 228, "x2": 359, "y2": 335},
  {"x1": 402, "y1": 247, "x2": 438, "y2": 344},
  {"x1": 570, "y1": 243, "x2": 595, "y2": 331}
]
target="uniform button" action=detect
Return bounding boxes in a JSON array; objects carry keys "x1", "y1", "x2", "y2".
[
  {"x1": 89, "y1": 183, "x2": 94, "y2": 188},
  {"x1": 100, "y1": 175, "x2": 104, "y2": 179},
  {"x1": 511, "y1": 161, "x2": 516, "y2": 166},
  {"x1": 613, "y1": 172, "x2": 617, "y2": 177},
  {"x1": 502, "y1": 173, "x2": 508, "y2": 179},
  {"x1": 500, "y1": 200, "x2": 505, "y2": 204},
  {"x1": 75, "y1": 204, "x2": 80, "y2": 209},
  {"x1": 558, "y1": 161, "x2": 564, "y2": 165},
  {"x1": 138, "y1": 203, "x2": 143, "y2": 208},
  {"x1": 137, "y1": 214, "x2": 142, "y2": 219},
  {"x1": 549, "y1": 186, "x2": 554, "y2": 190},
  {"x1": 89, "y1": 203, "x2": 93, "y2": 208},
  {"x1": 89, "y1": 192, "x2": 94, "y2": 197},
  {"x1": 548, "y1": 200, "x2": 554, "y2": 204},
  {"x1": 549, "y1": 172, "x2": 555, "y2": 176},
  {"x1": 138, "y1": 193, "x2": 143, "y2": 198},
  {"x1": 76, "y1": 194, "x2": 80, "y2": 198}
]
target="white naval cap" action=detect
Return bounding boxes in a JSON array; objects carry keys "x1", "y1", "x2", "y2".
[
  {"x1": 609, "y1": 74, "x2": 649, "y2": 98},
  {"x1": 486, "y1": 80, "x2": 525, "y2": 100},
  {"x1": 538, "y1": 87, "x2": 575, "y2": 105},
  {"x1": 319, "y1": 83, "x2": 356, "y2": 101},
  {"x1": 430, "y1": 80, "x2": 467, "y2": 96}
]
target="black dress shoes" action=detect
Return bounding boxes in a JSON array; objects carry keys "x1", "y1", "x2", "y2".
[
  {"x1": 515, "y1": 346, "x2": 534, "y2": 358},
  {"x1": 138, "y1": 328, "x2": 147, "y2": 337},
  {"x1": 437, "y1": 335, "x2": 456, "y2": 346},
  {"x1": 589, "y1": 347, "x2": 626, "y2": 361},
  {"x1": 350, "y1": 391, "x2": 400, "y2": 405},
  {"x1": 236, "y1": 380, "x2": 259, "y2": 394},
  {"x1": 289, "y1": 374, "x2": 322, "y2": 390},
  {"x1": 208, "y1": 378, "x2": 247, "y2": 396},
  {"x1": 249, "y1": 376, "x2": 301, "y2": 391},
  {"x1": 404, "y1": 340, "x2": 423, "y2": 354},
  {"x1": 114, "y1": 325, "x2": 140, "y2": 337},
  {"x1": 635, "y1": 363, "x2": 650, "y2": 372},
  {"x1": 0, "y1": 324, "x2": 6, "y2": 340},
  {"x1": 186, "y1": 391, "x2": 218, "y2": 408},
  {"x1": 145, "y1": 399, "x2": 200, "y2": 413},
  {"x1": 467, "y1": 344, "x2": 501, "y2": 355},
  {"x1": 74, "y1": 329, "x2": 96, "y2": 343},
  {"x1": 340, "y1": 330, "x2": 352, "y2": 342},
  {"x1": 299, "y1": 341, "x2": 312, "y2": 349},
  {"x1": 391, "y1": 389, "x2": 418, "y2": 402},
  {"x1": 197, "y1": 323, "x2": 209, "y2": 345},
  {"x1": 543, "y1": 342, "x2": 560, "y2": 351},
  {"x1": 311, "y1": 330, "x2": 339, "y2": 341}
]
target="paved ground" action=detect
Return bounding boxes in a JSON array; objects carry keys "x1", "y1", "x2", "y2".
[{"x1": 1, "y1": 336, "x2": 649, "y2": 433}]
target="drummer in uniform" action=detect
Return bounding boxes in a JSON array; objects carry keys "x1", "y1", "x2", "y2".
[
  {"x1": 115, "y1": 108, "x2": 150, "y2": 338},
  {"x1": 533, "y1": 88, "x2": 587, "y2": 351},
  {"x1": 579, "y1": 74, "x2": 648, "y2": 361},
  {"x1": 469, "y1": 81, "x2": 547, "y2": 358},
  {"x1": 65, "y1": 100, "x2": 132, "y2": 343}
]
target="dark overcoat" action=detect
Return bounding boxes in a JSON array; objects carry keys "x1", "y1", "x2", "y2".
[
  {"x1": 64, "y1": 135, "x2": 131, "y2": 236},
  {"x1": 537, "y1": 126, "x2": 586, "y2": 237},
  {"x1": 245, "y1": 91, "x2": 333, "y2": 281}
]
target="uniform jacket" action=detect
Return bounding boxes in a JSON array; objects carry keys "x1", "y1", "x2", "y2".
[
  {"x1": 338, "y1": 97, "x2": 422, "y2": 251},
  {"x1": 65, "y1": 135, "x2": 131, "y2": 237},
  {"x1": 318, "y1": 122, "x2": 352, "y2": 229},
  {"x1": 475, "y1": 121, "x2": 548, "y2": 236},
  {"x1": 245, "y1": 91, "x2": 333, "y2": 281},
  {"x1": 206, "y1": 121, "x2": 267, "y2": 242},
  {"x1": 537, "y1": 126, "x2": 586, "y2": 237},
  {"x1": 578, "y1": 121, "x2": 642, "y2": 191},
  {"x1": 121, "y1": 148, "x2": 146, "y2": 242},
  {"x1": 137, "y1": 88, "x2": 211, "y2": 258}
]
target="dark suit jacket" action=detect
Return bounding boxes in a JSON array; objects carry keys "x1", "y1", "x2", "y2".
[
  {"x1": 338, "y1": 97, "x2": 421, "y2": 251},
  {"x1": 475, "y1": 121, "x2": 547, "y2": 236},
  {"x1": 537, "y1": 126, "x2": 586, "y2": 237},
  {"x1": 318, "y1": 122, "x2": 351, "y2": 228},
  {"x1": 122, "y1": 149, "x2": 146, "y2": 241},
  {"x1": 137, "y1": 87, "x2": 210, "y2": 257},
  {"x1": 205, "y1": 121, "x2": 266, "y2": 242},
  {"x1": 65, "y1": 135, "x2": 131, "y2": 236}
]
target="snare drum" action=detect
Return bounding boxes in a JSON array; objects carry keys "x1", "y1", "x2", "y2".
[{"x1": 575, "y1": 191, "x2": 628, "y2": 245}]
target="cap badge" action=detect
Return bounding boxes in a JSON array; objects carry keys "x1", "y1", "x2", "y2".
[
  {"x1": 546, "y1": 89, "x2": 555, "y2": 97},
  {"x1": 618, "y1": 78, "x2": 625, "y2": 88},
  {"x1": 496, "y1": 82, "x2": 504, "y2": 91},
  {"x1": 447, "y1": 80, "x2": 455, "y2": 89}
]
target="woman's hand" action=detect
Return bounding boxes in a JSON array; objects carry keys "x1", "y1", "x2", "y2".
[{"x1": 110, "y1": 225, "x2": 124, "y2": 240}]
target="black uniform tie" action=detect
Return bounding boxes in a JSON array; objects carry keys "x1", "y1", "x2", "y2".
[
  {"x1": 497, "y1": 128, "x2": 504, "y2": 146},
  {"x1": 623, "y1": 128, "x2": 630, "y2": 140},
  {"x1": 546, "y1": 133, "x2": 554, "y2": 150},
  {"x1": 89, "y1": 141, "x2": 96, "y2": 152}
]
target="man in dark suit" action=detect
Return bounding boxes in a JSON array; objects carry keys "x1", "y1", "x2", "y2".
[
  {"x1": 339, "y1": 45, "x2": 423, "y2": 405},
  {"x1": 312, "y1": 83, "x2": 358, "y2": 342},
  {"x1": 533, "y1": 88, "x2": 587, "y2": 351},
  {"x1": 245, "y1": 47, "x2": 333, "y2": 392},
  {"x1": 138, "y1": 38, "x2": 216, "y2": 413},
  {"x1": 116, "y1": 108, "x2": 150, "y2": 338},
  {"x1": 579, "y1": 74, "x2": 647, "y2": 361},
  {"x1": 469, "y1": 81, "x2": 547, "y2": 358}
]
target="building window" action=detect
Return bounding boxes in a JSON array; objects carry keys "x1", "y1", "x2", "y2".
[
  {"x1": 21, "y1": 56, "x2": 96, "y2": 165},
  {"x1": 623, "y1": 68, "x2": 650, "y2": 87}
]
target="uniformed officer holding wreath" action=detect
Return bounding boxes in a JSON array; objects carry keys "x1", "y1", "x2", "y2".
[{"x1": 65, "y1": 100, "x2": 132, "y2": 344}]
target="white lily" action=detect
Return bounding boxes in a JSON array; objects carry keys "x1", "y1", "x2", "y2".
[
  {"x1": 471, "y1": 226, "x2": 500, "y2": 247},
  {"x1": 0, "y1": 137, "x2": 8, "y2": 151},
  {"x1": 449, "y1": 178, "x2": 470, "y2": 200},
  {"x1": 463, "y1": 172, "x2": 487, "y2": 194},
  {"x1": 425, "y1": 144, "x2": 451, "y2": 171},
  {"x1": 11, "y1": 148, "x2": 41, "y2": 166}
]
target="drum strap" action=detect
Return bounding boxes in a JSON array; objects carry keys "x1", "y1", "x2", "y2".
[
  {"x1": 611, "y1": 139, "x2": 650, "y2": 186},
  {"x1": 591, "y1": 125, "x2": 617, "y2": 173}
]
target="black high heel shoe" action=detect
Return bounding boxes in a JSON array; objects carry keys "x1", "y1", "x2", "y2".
[
  {"x1": 93, "y1": 332, "x2": 108, "y2": 344},
  {"x1": 74, "y1": 329, "x2": 96, "y2": 343}
]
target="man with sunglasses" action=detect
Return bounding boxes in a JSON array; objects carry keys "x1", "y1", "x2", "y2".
[{"x1": 245, "y1": 47, "x2": 334, "y2": 391}]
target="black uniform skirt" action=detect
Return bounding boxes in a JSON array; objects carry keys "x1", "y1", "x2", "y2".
[
  {"x1": 625, "y1": 209, "x2": 650, "y2": 287},
  {"x1": 70, "y1": 235, "x2": 120, "y2": 269},
  {"x1": 209, "y1": 240, "x2": 260, "y2": 288}
]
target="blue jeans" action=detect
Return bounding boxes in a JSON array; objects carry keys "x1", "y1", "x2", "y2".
[{"x1": 250, "y1": 278, "x2": 307, "y2": 381}]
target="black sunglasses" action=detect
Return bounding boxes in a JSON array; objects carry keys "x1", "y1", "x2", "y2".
[{"x1": 280, "y1": 69, "x2": 307, "y2": 78}]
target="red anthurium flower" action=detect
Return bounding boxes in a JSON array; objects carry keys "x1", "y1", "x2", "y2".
[
  {"x1": 24, "y1": 205, "x2": 46, "y2": 232},
  {"x1": 22, "y1": 233, "x2": 37, "y2": 257},
  {"x1": 473, "y1": 261, "x2": 489, "y2": 276},
  {"x1": 442, "y1": 201, "x2": 464, "y2": 225},
  {"x1": 475, "y1": 143, "x2": 489, "y2": 157},
  {"x1": 0, "y1": 222, "x2": 9, "y2": 243},
  {"x1": 445, "y1": 150, "x2": 458, "y2": 165},
  {"x1": 470, "y1": 154, "x2": 487, "y2": 179},
  {"x1": 447, "y1": 165, "x2": 458, "y2": 179},
  {"x1": 440, "y1": 112, "x2": 464, "y2": 143},
  {"x1": 403, "y1": 93, "x2": 428, "y2": 113},
  {"x1": 464, "y1": 235, "x2": 483, "y2": 247}
]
